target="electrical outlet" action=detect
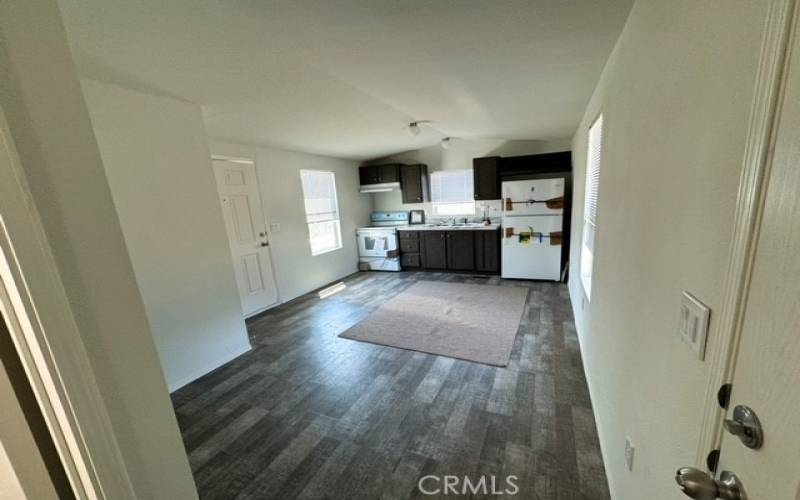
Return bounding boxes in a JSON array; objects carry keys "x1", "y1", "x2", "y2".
[
  {"x1": 624, "y1": 437, "x2": 635, "y2": 472},
  {"x1": 678, "y1": 291, "x2": 711, "y2": 360}
]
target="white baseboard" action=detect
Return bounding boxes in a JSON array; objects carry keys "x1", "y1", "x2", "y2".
[
  {"x1": 167, "y1": 341, "x2": 252, "y2": 393},
  {"x1": 245, "y1": 300, "x2": 281, "y2": 319}
]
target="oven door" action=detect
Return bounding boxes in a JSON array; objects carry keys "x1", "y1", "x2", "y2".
[{"x1": 357, "y1": 230, "x2": 398, "y2": 257}]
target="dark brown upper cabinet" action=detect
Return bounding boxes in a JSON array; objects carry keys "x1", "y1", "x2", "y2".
[
  {"x1": 445, "y1": 231, "x2": 475, "y2": 271},
  {"x1": 359, "y1": 163, "x2": 401, "y2": 185},
  {"x1": 359, "y1": 165, "x2": 379, "y2": 185},
  {"x1": 473, "y1": 156, "x2": 501, "y2": 200},
  {"x1": 378, "y1": 164, "x2": 400, "y2": 183},
  {"x1": 399, "y1": 164, "x2": 430, "y2": 204}
]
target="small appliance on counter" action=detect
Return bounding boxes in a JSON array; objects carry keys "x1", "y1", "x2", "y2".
[{"x1": 356, "y1": 211, "x2": 409, "y2": 271}]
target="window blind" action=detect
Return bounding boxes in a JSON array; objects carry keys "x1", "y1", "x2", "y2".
[
  {"x1": 581, "y1": 114, "x2": 603, "y2": 300},
  {"x1": 430, "y1": 169, "x2": 475, "y2": 215},
  {"x1": 301, "y1": 170, "x2": 339, "y2": 224},
  {"x1": 300, "y1": 170, "x2": 342, "y2": 255},
  {"x1": 584, "y1": 115, "x2": 603, "y2": 225}
]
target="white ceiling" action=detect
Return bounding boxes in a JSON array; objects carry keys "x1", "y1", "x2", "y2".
[{"x1": 58, "y1": 0, "x2": 632, "y2": 160}]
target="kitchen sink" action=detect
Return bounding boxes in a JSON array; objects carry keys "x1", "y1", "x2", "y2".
[
  {"x1": 435, "y1": 222, "x2": 494, "y2": 228},
  {"x1": 400, "y1": 222, "x2": 499, "y2": 230}
]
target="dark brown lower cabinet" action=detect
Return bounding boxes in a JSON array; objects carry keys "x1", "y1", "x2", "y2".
[
  {"x1": 421, "y1": 231, "x2": 448, "y2": 269},
  {"x1": 398, "y1": 231, "x2": 421, "y2": 268},
  {"x1": 399, "y1": 238, "x2": 419, "y2": 254},
  {"x1": 400, "y1": 253, "x2": 421, "y2": 268},
  {"x1": 474, "y1": 229, "x2": 500, "y2": 273},
  {"x1": 400, "y1": 228, "x2": 500, "y2": 274},
  {"x1": 446, "y1": 231, "x2": 475, "y2": 270}
]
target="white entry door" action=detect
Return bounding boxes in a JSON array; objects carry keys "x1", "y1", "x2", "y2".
[
  {"x1": 711, "y1": 11, "x2": 800, "y2": 498},
  {"x1": 212, "y1": 159, "x2": 278, "y2": 316}
]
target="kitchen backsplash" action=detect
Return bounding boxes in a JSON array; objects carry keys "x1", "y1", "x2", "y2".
[{"x1": 372, "y1": 189, "x2": 503, "y2": 223}]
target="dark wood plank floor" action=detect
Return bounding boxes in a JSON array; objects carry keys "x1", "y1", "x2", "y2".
[{"x1": 171, "y1": 271, "x2": 610, "y2": 500}]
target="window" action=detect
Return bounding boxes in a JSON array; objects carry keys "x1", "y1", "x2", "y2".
[
  {"x1": 581, "y1": 114, "x2": 603, "y2": 300},
  {"x1": 300, "y1": 170, "x2": 342, "y2": 255},
  {"x1": 430, "y1": 169, "x2": 475, "y2": 216}
]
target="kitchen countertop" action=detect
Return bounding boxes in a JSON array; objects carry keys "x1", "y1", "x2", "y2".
[{"x1": 397, "y1": 223, "x2": 501, "y2": 231}]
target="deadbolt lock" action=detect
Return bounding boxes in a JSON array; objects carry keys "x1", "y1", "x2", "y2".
[{"x1": 723, "y1": 405, "x2": 763, "y2": 450}]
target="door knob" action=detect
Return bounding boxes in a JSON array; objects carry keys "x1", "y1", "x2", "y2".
[
  {"x1": 723, "y1": 405, "x2": 763, "y2": 450},
  {"x1": 675, "y1": 467, "x2": 747, "y2": 500}
]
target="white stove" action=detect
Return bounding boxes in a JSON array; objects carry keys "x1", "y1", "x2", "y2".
[{"x1": 356, "y1": 211, "x2": 409, "y2": 271}]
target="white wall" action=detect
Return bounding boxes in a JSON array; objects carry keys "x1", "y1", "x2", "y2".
[
  {"x1": 81, "y1": 79, "x2": 251, "y2": 391},
  {"x1": 209, "y1": 140, "x2": 372, "y2": 302},
  {"x1": 368, "y1": 138, "x2": 571, "y2": 218},
  {"x1": 568, "y1": 1, "x2": 768, "y2": 499},
  {"x1": 0, "y1": 1, "x2": 197, "y2": 497}
]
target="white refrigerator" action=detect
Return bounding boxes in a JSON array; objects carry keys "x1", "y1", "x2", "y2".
[{"x1": 501, "y1": 178, "x2": 565, "y2": 280}]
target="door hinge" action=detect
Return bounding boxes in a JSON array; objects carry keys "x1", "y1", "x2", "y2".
[
  {"x1": 706, "y1": 449, "x2": 720, "y2": 474},
  {"x1": 717, "y1": 383, "x2": 733, "y2": 410}
]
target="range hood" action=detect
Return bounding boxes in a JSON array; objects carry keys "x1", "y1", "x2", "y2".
[{"x1": 359, "y1": 182, "x2": 400, "y2": 193}]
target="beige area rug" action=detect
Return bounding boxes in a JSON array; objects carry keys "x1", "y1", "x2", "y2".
[{"x1": 339, "y1": 280, "x2": 529, "y2": 366}]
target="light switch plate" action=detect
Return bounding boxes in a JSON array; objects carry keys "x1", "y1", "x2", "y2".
[{"x1": 679, "y1": 291, "x2": 710, "y2": 360}]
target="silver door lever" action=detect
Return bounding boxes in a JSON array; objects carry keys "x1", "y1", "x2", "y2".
[{"x1": 675, "y1": 468, "x2": 747, "y2": 500}]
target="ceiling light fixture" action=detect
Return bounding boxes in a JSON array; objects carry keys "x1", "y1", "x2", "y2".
[
  {"x1": 408, "y1": 120, "x2": 431, "y2": 136},
  {"x1": 441, "y1": 137, "x2": 452, "y2": 149}
]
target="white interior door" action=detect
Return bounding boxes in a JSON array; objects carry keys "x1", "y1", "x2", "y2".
[
  {"x1": 212, "y1": 159, "x2": 278, "y2": 316},
  {"x1": 713, "y1": 14, "x2": 800, "y2": 498}
]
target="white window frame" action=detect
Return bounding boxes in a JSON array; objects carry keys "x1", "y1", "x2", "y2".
[
  {"x1": 430, "y1": 169, "x2": 476, "y2": 216},
  {"x1": 581, "y1": 114, "x2": 603, "y2": 300},
  {"x1": 300, "y1": 170, "x2": 343, "y2": 256}
]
